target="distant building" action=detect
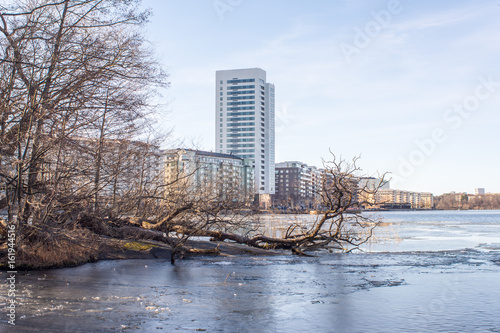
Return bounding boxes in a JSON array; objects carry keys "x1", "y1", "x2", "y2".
[
  {"x1": 355, "y1": 177, "x2": 433, "y2": 209},
  {"x1": 36, "y1": 137, "x2": 164, "y2": 210},
  {"x1": 374, "y1": 189, "x2": 433, "y2": 209},
  {"x1": 357, "y1": 177, "x2": 390, "y2": 207},
  {"x1": 215, "y1": 68, "x2": 275, "y2": 196},
  {"x1": 164, "y1": 149, "x2": 254, "y2": 197},
  {"x1": 358, "y1": 177, "x2": 390, "y2": 191},
  {"x1": 273, "y1": 163, "x2": 435, "y2": 210},
  {"x1": 274, "y1": 161, "x2": 331, "y2": 210},
  {"x1": 274, "y1": 161, "x2": 314, "y2": 209},
  {"x1": 475, "y1": 188, "x2": 485, "y2": 195}
]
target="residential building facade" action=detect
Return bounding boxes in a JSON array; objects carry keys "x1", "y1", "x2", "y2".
[
  {"x1": 274, "y1": 161, "x2": 322, "y2": 209},
  {"x1": 357, "y1": 177, "x2": 391, "y2": 206},
  {"x1": 215, "y1": 68, "x2": 275, "y2": 195},
  {"x1": 374, "y1": 189, "x2": 433, "y2": 209},
  {"x1": 475, "y1": 188, "x2": 486, "y2": 195},
  {"x1": 164, "y1": 149, "x2": 254, "y2": 198}
]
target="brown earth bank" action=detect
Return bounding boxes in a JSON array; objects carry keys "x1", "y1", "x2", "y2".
[
  {"x1": 0, "y1": 214, "x2": 283, "y2": 271},
  {"x1": 0, "y1": 235, "x2": 283, "y2": 271}
]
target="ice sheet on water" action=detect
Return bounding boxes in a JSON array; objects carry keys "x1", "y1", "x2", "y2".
[{"x1": 476, "y1": 243, "x2": 500, "y2": 250}]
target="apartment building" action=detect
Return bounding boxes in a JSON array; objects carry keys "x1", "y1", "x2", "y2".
[
  {"x1": 215, "y1": 68, "x2": 275, "y2": 195},
  {"x1": 375, "y1": 189, "x2": 434, "y2": 209},
  {"x1": 274, "y1": 161, "x2": 323, "y2": 209},
  {"x1": 164, "y1": 149, "x2": 254, "y2": 198}
]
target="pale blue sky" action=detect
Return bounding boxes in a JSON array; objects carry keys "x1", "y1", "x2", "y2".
[{"x1": 142, "y1": 0, "x2": 500, "y2": 195}]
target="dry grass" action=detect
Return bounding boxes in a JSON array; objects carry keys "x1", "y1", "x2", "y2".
[
  {"x1": 5, "y1": 226, "x2": 101, "y2": 270},
  {"x1": 0, "y1": 214, "x2": 169, "y2": 270},
  {"x1": 122, "y1": 241, "x2": 155, "y2": 251}
]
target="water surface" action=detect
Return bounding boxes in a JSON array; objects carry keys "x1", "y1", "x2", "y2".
[{"x1": 1, "y1": 210, "x2": 500, "y2": 332}]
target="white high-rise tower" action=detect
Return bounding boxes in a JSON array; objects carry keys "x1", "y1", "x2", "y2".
[{"x1": 215, "y1": 68, "x2": 275, "y2": 195}]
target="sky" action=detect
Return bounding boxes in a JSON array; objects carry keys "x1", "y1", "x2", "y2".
[{"x1": 141, "y1": 0, "x2": 500, "y2": 195}]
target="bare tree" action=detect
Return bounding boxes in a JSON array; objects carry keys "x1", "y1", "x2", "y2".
[
  {"x1": 0, "y1": 0, "x2": 168, "y2": 268},
  {"x1": 0, "y1": 0, "x2": 167, "y2": 229}
]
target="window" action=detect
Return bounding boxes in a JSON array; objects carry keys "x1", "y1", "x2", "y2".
[
  {"x1": 227, "y1": 85, "x2": 255, "y2": 90},
  {"x1": 227, "y1": 133, "x2": 255, "y2": 137},
  {"x1": 229, "y1": 149, "x2": 254, "y2": 153},
  {"x1": 227, "y1": 90, "x2": 255, "y2": 95},
  {"x1": 227, "y1": 122, "x2": 254, "y2": 127},
  {"x1": 227, "y1": 117, "x2": 254, "y2": 122},
  {"x1": 227, "y1": 127, "x2": 255, "y2": 132},
  {"x1": 228, "y1": 101, "x2": 255, "y2": 106},
  {"x1": 227, "y1": 138, "x2": 255, "y2": 142},
  {"x1": 228, "y1": 143, "x2": 255, "y2": 148},
  {"x1": 227, "y1": 78, "x2": 255, "y2": 84},
  {"x1": 227, "y1": 111, "x2": 255, "y2": 116},
  {"x1": 228, "y1": 95, "x2": 255, "y2": 100},
  {"x1": 227, "y1": 106, "x2": 255, "y2": 111}
]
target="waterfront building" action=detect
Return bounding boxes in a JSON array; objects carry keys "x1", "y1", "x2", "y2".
[
  {"x1": 357, "y1": 177, "x2": 391, "y2": 206},
  {"x1": 215, "y1": 68, "x2": 275, "y2": 196},
  {"x1": 355, "y1": 177, "x2": 433, "y2": 209},
  {"x1": 274, "y1": 161, "x2": 325, "y2": 209},
  {"x1": 274, "y1": 163, "x2": 434, "y2": 210},
  {"x1": 358, "y1": 177, "x2": 390, "y2": 191},
  {"x1": 275, "y1": 161, "x2": 311, "y2": 209},
  {"x1": 164, "y1": 149, "x2": 254, "y2": 198},
  {"x1": 374, "y1": 189, "x2": 433, "y2": 209}
]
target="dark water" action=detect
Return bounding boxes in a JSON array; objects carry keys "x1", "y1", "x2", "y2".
[{"x1": 2, "y1": 211, "x2": 500, "y2": 332}]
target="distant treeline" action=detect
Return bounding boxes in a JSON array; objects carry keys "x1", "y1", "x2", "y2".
[{"x1": 434, "y1": 193, "x2": 500, "y2": 210}]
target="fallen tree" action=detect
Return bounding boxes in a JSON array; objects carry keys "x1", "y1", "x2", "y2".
[{"x1": 142, "y1": 152, "x2": 387, "y2": 261}]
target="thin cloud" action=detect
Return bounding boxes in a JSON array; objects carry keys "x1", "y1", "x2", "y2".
[{"x1": 393, "y1": 6, "x2": 485, "y2": 31}]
